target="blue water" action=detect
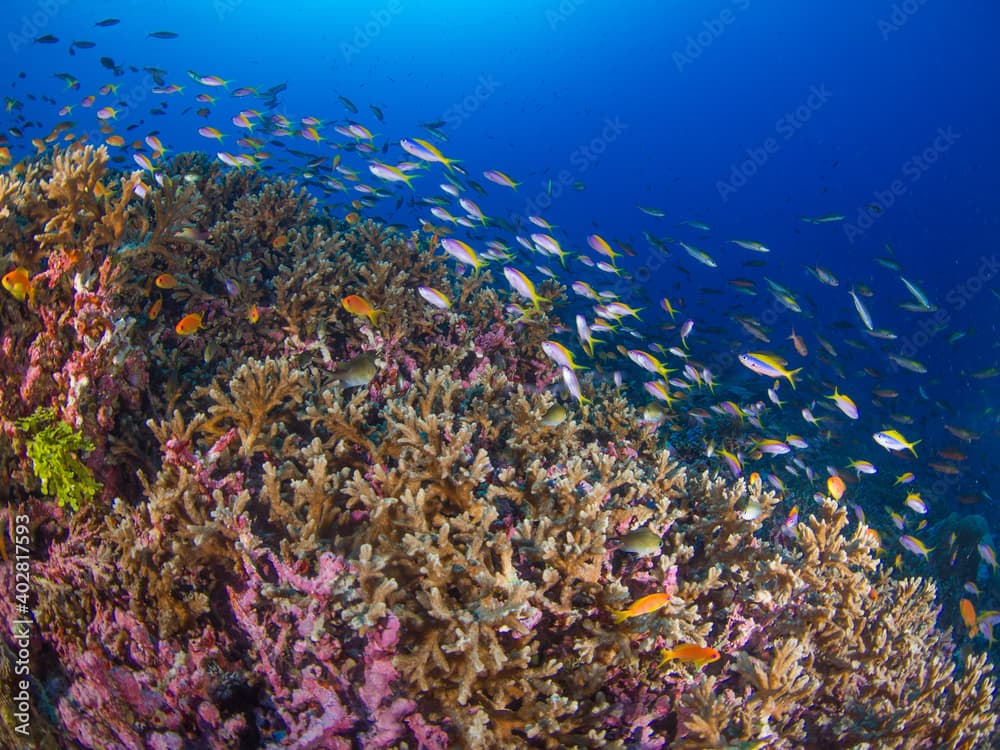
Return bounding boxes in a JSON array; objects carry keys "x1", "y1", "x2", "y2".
[{"x1": 3, "y1": 1, "x2": 998, "y2": 529}]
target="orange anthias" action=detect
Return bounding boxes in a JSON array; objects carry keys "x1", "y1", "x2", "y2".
[
  {"x1": 155, "y1": 272, "x2": 178, "y2": 289},
  {"x1": 611, "y1": 592, "x2": 671, "y2": 624},
  {"x1": 342, "y1": 294, "x2": 382, "y2": 326},
  {"x1": 175, "y1": 312, "x2": 204, "y2": 336},
  {"x1": 658, "y1": 643, "x2": 721, "y2": 669},
  {"x1": 827, "y1": 475, "x2": 846, "y2": 500},
  {"x1": 960, "y1": 598, "x2": 977, "y2": 638},
  {"x1": 2, "y1": 267, "x2": 31, "y2": 301}
]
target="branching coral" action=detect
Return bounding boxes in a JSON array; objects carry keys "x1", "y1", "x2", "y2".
[{"x1": 3, "y1": 155, "x2": 996, "y2": 750}]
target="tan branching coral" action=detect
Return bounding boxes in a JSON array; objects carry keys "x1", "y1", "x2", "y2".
[
  {"x1": 195, "y1": 356, "x2": 305, "y2": 456},
  {"x1": 7, "y1": 157, "x2": 996, "y2": 750},
  {"x1": 674, "y1": 500, "x2": 997, "y2": 749}
]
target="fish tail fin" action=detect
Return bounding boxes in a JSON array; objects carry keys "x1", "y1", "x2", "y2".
[
  {"x1": 611, "y1": 611, "x2": 627, "y2": 624},
  {"x1": 787, "y1": 367, "x2": 803, "y2": 389},
  {"x1": 909, "y1": 440, "x2": 921, "y2": 457}
]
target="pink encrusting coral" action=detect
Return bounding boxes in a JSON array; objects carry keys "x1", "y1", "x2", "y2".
[{"x1": 0, "y1": 147, "x2": 997, "y2": 749}]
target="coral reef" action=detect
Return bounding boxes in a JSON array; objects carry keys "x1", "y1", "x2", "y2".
[{"x1": 1, "y1": 147, "x2": 997, "y2": 748}]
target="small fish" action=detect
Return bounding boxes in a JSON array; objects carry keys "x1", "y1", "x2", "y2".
[
  {"x1": 738, "y1": 352, "x2": 802, "y2": 389},
  {"x1": 154, "y1": 273, "x2": 177, "y2": 289},
  {"x1": 847, "y1": 459, "x2": 877, "y2": 476},
  {"x1": 483, "y1": 169, "x2": 519, "y2": 189},
  {"x1": 899, "y1": 535, "x2": 932, "y2": 559},
  {"x1": 680, "y1": 219, "x2": 710, "y2": 231},
  {"x1": 827, "y1": 475, "x2": 846, "y2": 500},
  {"x1": 400, "y1": 138, "x2": 459, "y2": 171},
  {"x1": 560, "y1": 366, "x2": 589, "y2": 405},
  {"x1": 133, "y1": 152, "x2": 154, "y2": 171},
  {"x1": 979, "y1": 543, "x2": 998, "y2": 571},
  {"x1": 34, "y1": 35, "x2": 59, "y2": 44},
  {"x1": 2, "y1": 267, "x2": 31, "y2": 301},
  {"x1": 587, "y1": 234, "x2": 621, "y2": 265},
  {"x1": 680, "y1": 242, "x2": 717, "y2": 268},
  {"x1": 611, "y1": 592, "x2": 671, "y2": 623},
  {"x1": 960, "y1": 598, "x2": 977, "y2": 638},
  {"x1": 174, "y1": 312, "x2": 204, "y2": 336},
  {"x1": 849, "y1": 288, "x2": 874, "y2": 331},
  {"x1": 342, "y1": 294, "x2": 382, "y2": 326},
  {"x1": 904, "y1": 492, "x2": 927, "y2": 515},
  {"x1": 542, "y1": 341, "x2": 585, "y2": 372},
  {"x1": 440, "y1": 238, "x2": 486, "y2": 272},
  {"x1": 873, "y1": 429, "x2": 920, "y2": 457},
  {"x1": 417, "y1": 286, "x2": 452, "y2": 310},
  {"x1": 147, "y1": 296, "x2": 163, "y2": 321},
  {"x1": 900, "y1": 276, "x2": 933, "y2": 309},
  {"x1": 601, "y1": 301, "x2": 643, "y2": 320},
  {"x1": 826, "y1": 386, "x2": 859, "y2": 419},
  {"x1": 657, "y1": 643, "x2": 721, "y2": 669},
  {"x1": 801, "y1": 213, "x2": 845, "y2": 224},
  {"x1": 637, "y1": 204, "x2": 665, "y2": 217},
  {"x1": 888, "y1": 354, "x2": 927, "y2": 374},
  {"x1": 148, "y1": 31, "x2": 179, "y2": 39},
  {"x1": 782, "y1": 505, "x2": 799, "y2": 539},
  {"x1": 617, "y1": 527, "x2": 662, "y2": 557},
  {"x1": 368, "y1": 160, "x2": 416, "y2": 189},
  {"x1": 540, "y1": 403, "x2": 567, "y2": 427},
  {"x1": 504, "y1": 266, "x2": 548, "y2": 309},
  {"x1": 741, "y1": 498, "x2": 764, "y2": 521},
  {"x1": 174, "y1": 226, "x2": 209, "y2": 242},
  {"x1": 894, "y1": 472, "x2": 915, "y2": 485},
  {"x1": 95, "y1": 18, "x2": 121, "y2": 27},
  {"x1": 718, "y1": 448, "x2": 742, "y2": 478},
  {"x1": 640, "y1": 402, "x2": 668, "y2": 426},
  {"x1": 730, "y1": 239, "x2": 770, "y2": 253},
  {"x1": 943, "y1": 424, "x2": 979, "y2": 442},
  {"x1": 807, "y1": 264, "x2": 840, "y2": 287},
  {"x1": 754, "y1": 438, "x2": 790, "y2": 455},
  {"x1": 331, "y1": 351, "x2": 378, "y2": 388},
  {"x1": 248, "y1": 304, "x2": 260, "y2": 324},
  {"x1": 787, "y1": 328, "x2": 808, "y2": 356},
  {"x1": 338, "y1": 95, "x2": 358, "y2": 113}
]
